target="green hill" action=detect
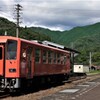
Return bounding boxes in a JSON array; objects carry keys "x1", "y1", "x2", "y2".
[
  {"x1": 0, "y1": 17, "x2": 51, "y2": 41},
  {"x1": 29, "y1": 22, "x2": 100, "y2": 50},
  {"x1": 28, "y1": 27, "x2": 62, "y2": 42},
  {"x1": 58, "y1": 23, "x2": 100, "y2": 46}
]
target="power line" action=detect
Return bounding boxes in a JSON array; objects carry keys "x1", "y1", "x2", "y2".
[{"x1": 14, "y1": 4, "x2": 22, "y2": 37}]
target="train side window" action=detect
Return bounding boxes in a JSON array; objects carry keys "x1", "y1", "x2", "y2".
[
  {"x1": 60, "y1": 54, "x2": 67, "y2": 65},
  {"x1": 43, "y1": 50, "x2": 47, "y2": 64},
  {"x1": 48, "y1": 51, "x2": 52, "y2": 64},
  {"x1": 53, "y1": 52, "x2": 57, "y2": 64},
  {"x1": 52, "y1": 52, "x2": 54, "y2": 63},
  {"x1": 57, "y1": 53, "x2": 61, "y2": 64},
  {"x1": 35, "y1": 48, "x2": 41, "y2": 63},
  {"x1": 61, "y1": 54, "x2": 64, "y2": 65},
  {"x1": 63, "y1": 55, "x2": 67, "y2": 65},
  {"x1": 0, "y1": 47, "x2": 2, "y2": 59}
]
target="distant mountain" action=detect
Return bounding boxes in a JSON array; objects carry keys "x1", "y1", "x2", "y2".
[
  {"x1": 59, "y1": 23, "x2": 100, "y2": 47},
  {"x1": 0, "y1": 17, "x2": 100, "y2": 65},
  {"x1": 29, "y1": 22, "x2": 100, "y2": 49}
]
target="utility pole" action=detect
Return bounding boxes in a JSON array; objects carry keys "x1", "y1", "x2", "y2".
[
  {"x1": 5, "y1": 31, "x2": 7, "y2": 36},
  {"x1": 89, "y1": 52, "x2": 92, "y2": 70},
  {"x1": 71, "y1": 42, "x2": 74, "y2": 49},
  {"x1": 14, "y1": 4, "x2": 22, "y2": 37}
]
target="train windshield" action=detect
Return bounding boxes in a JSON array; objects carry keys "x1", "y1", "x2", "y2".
[{"x1": 6, "y1": 40, "x2": 17, "y2": 60}]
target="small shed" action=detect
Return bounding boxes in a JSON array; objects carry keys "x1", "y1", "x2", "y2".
[{"x1": 73, "y1": 65, "x2": 89, "y2": 73}]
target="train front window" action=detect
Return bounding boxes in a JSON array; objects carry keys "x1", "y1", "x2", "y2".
[{"x1": 6, "y1": 40, "x2": 17, "y2": 60}]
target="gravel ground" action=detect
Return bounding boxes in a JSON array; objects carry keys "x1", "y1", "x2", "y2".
[{"x1": 1, "y1": 74, "x2": 100, "y2": 100}]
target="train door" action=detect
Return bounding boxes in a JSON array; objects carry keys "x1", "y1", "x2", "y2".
[
  {"x1": 0, "y1": 45, "x2": 4, "y2": 76},
  {"x1": 26, "y1": 47, "x2": 33, "y2": 78}
]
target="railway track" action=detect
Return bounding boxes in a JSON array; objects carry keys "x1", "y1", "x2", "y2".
[
  {"x1": 0, "y1": 74, "x2": 100, "y2": 100},
  {"x1": 0, "y1": 92, "x2": 10, "y2": 99}
]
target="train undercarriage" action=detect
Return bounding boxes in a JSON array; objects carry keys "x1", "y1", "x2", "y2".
[
  {"x1": 0, "y1": 72, "x2": 87, "y2": 93},
  {"x1": 0, "y1": 74, "x2": 70, "y2": 92},
  {"x1": 0, "y1": 77, "x2": 20, "y2": 92}
]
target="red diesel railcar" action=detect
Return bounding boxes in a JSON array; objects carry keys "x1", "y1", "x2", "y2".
[{"x1": 0, "y1": 36, "x2": 71, "y2": 92}]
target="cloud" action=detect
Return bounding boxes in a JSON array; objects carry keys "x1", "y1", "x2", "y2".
[{"x1": 0, "y1": 0, "x2": 100, "y2": 31}]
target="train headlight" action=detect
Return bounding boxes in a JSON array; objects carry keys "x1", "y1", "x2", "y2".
[{"x1": 9, "y1": 68, "x2": 16, "y2": 72}]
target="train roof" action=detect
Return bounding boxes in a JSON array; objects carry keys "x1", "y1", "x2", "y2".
[
  {"x1": 63, "y1": 47, "x2": 80, "y2": 54},
  {"x1": 0, "y1": 36, "x2": 79, "y2": 53},
  {"x1": 42, "y1": 40, "x2": 80, "y2": 54},
  {"x1": 31, "y1": 40, "x2": 79, "y2": 54}
]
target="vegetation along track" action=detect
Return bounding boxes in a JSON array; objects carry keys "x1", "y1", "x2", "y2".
[{"x1": 0, "y1": 74, "x2": 100, "y2": 100}]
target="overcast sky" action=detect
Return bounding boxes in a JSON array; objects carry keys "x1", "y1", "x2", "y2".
[{"x1": 0, "y1": 0, "x2": 100, "y2": 31}]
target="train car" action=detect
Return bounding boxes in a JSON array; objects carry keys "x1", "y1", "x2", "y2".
[{"x1": 0, "y1": 36, "x2": 71, "y2": 92}]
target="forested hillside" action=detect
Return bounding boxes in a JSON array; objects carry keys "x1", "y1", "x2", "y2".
[
  {"x1": 0, "y1": 17, "x2": 100, "y2": 65},
  {"x1": 0, "y1": 17, "x2": 51, "y2": 41}
]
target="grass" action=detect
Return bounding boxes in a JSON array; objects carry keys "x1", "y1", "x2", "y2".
[{"x1": 87, "y1": 70, "x2": 100, "y2": 75}]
